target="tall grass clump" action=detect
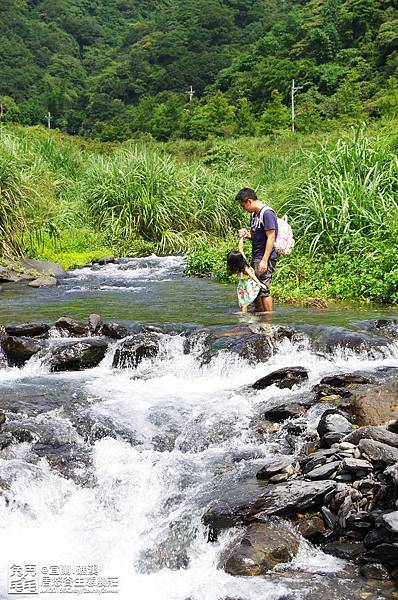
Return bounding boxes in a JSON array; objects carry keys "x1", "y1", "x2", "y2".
[
  {"x1": 82, "y1": 146, "x2": 242, "y2": 253},
  {"x1": 283, "y1": 128, "x2": 398, "y2": 253}
]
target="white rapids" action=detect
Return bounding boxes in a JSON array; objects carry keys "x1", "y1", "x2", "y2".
[{"x1": 0, "y1": 329, "x2": 398, "y2": 600}]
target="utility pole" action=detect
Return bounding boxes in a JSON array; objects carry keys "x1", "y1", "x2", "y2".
[
  {"x1": 291, "y1": 79, "x2": 303, "y2": 132},
  {"x1": 186, "y1": 85, "x2": 195, "y2": 102},
  {"x1": 47, "y1": 111, "x2": 52, "y2": 129}
]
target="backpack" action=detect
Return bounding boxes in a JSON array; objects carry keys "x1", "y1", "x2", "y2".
[{"x1": 260, "y1": 205, "x2": 295, "y2": 256}]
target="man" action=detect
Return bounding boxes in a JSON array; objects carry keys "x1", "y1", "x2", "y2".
[{"x1": 236, "y1": 187, "x2": 278, "y2": 312}]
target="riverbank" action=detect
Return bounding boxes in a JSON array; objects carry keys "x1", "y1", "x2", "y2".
[{"x1": 1, "y1": 122, "x2": 397, "y2": 306}]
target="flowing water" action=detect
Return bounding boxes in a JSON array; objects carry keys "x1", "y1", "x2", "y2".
[{"x1": 1, "y1": 256, "x2": 398, "y2": 600}]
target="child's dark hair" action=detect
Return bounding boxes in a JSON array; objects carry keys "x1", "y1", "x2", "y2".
[{"x1": 227, "y1": 251, "x2": 249, "y2": 276}]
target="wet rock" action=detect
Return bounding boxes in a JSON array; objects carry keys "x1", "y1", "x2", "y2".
[
  {"x1": 365, "y1": 319, "x2": 398, "y2": 341},
  {"x1": 320, "y1": 373, "x2": 374, "y2": 388},
  {"x1": 55, "y1": 317, "x2": 89, "y2": 336},
  {"x1": 321, "y1": 506, "x2": 337, "y2": 529},
  {"x1": 28, "y1": 276, "x2": 57, "y2": 287},
  {"x1": 252, "y1": 367, "x2": 308, "y2": 390},
  {"x1": 321, "y1": 432, "x2": 346, "y2": 447},
  {"x1": 256, "y1": 458, "x2": 297, "y2": 480},
  {"x1": 296, "y1": 513, "x2": 326, "y2": 541},
  {"x1": 262, "y1": 402, "x2": 306, "y2": 423},
  {"x1": 92, "y1": 255, "x2": 115, "y2": 265},
  {"x1": 203, "y1": 479, "x2": 336, "y2": 529},
  {"x1": 317, "y1": 410, "x2": 353, "y2": 445},
  {"x1": 223, "y1": 522, "x2": 300, "y2": 575},
  {"x1": 384, "y1": 464, "x2": 398, "y2": 485},
  {"x1": 306, "y1": 461, "x2": 341, "y2": 480},
  {"x1": 359, "y1": 563, "x2": 391, "y2": 580},
  {"x1": 364, "y1": 543, "x2": 398, "y2": 564},
  {"x1": 112, "y1": 334, "x2": 159, "y2": 369},
  {"x1": 343, "y1": 426, "x2": 398, "y2": 448},
  {"x1": 0, "y1": 411, "x2": 6, "y2": 426},
  {"x1": 1, "y1": 336, "x2": 46, "y2": 366},
  {"x1": 0, "y1": 267, "x2": 20, "y2": 282},
  {"x1": 4, "y1": 322, "x2": 51, "y2": 337},
  {"x1": 323, "y1": 541, "x2": 365, "y2": 560},
  {"x1": 0, "y1": 432, "x2": 14, "y2": 450},
  {"x1": 308, "y1": 327, "x2": 389, "y2": 357},
  {"x1": 88, "y1": 314, "x2": 102, "y2": 335},
  {"x1": 347, "y1": 381, "x2": 398, "y2": 427},
  {"x1": 19, "y1": 257, "x2": 66, "y2": 277},
  {"x1": 359, "y1": 439, "x2": 398, "y2": 466},
  {"x1": 100, "y1": 321, "x2": 142, "y2": 339},
  {"x1": 49, "y1": 339, "x2": 108, "y2": 371}
]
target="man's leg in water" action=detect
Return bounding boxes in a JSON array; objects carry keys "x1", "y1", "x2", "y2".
[
  {"x1": 261, "y1": 295, "x2": 273, "y2": 312},
  {"x1": 253, "y1": 258, "x2": 276, "y2": 313}
]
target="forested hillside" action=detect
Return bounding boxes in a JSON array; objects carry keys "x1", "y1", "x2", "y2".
[{"x1": 1, "y1": 0, "x2": 398, "y2": 140}]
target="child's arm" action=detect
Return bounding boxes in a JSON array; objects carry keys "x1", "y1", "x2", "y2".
[
  {"x1": 238, "y1": 237, "x2": 250, "y2": 264},
  {"x1": 243, "y1": 265, "x2": 267, "y2": 290}
]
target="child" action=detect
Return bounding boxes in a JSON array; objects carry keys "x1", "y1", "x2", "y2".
[{"x1": 227, "y1": 238, "x2": 267, "y2": 313}]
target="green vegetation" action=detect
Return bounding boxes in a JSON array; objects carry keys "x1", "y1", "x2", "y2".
[
  {"x1": 1, "y1": 121, "x2": 397, "y2": 304},
  {"x1": 1, "y1": 1, "x2": 398, "y2": 140}
]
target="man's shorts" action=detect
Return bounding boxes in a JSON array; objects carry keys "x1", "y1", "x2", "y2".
[{"x1": 253, "y1": 257, "x2": 277, "y2": 298}]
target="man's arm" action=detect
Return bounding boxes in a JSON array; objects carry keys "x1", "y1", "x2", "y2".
[{"x1": 258, "y1": 229, "x2": 275, "y2": 274}]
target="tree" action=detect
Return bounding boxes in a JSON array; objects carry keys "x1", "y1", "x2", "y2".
[
  {"x1": 0, "y1": 95, "x2": 20, "y2": 121},
  {"x1": 235, "y1": 98, "x2": 256, "y2": 135},
  {"x1": 258, "y1": 90, "x2": 290, "y2": 134}
]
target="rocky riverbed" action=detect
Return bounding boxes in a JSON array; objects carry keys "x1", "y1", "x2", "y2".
[
  {"x1": 1, "y1": 311, "x2": 398, "y2": 598},
  {"x1": 1, "y1": 256, "x2": 398, "y2": 599}
]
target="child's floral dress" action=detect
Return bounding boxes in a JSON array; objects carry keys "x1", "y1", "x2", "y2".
[{"x1": 236, "y1": 267, "x2": 261, "y2": 308}]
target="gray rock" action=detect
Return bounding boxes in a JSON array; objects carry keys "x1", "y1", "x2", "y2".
[
  {"x1": 4, "y1": 322, "x2": 51, "y2": 337},
  {"x1": 306, "y1": 461, "x2": 341, "y2": 480},
  {"x1": 308, "y1": 327, "x2": 389, "y2": 357},
  {"x1": 320, "y1": 373, "x2": 374, "y2": 388},
  {"x1": 253, "y1": 367, "x2": 308, "y2": 390},
  {"x1": 364, "y1": 543, "x2": 398, "y2": 564},
  {"x1": 203, "y1": 479, "x2": 336, "y2": 529},
  {"x1": 0, "y1": 432, "x2": 14, "y2": 449},
  {"x1": 343, "y1": 426, "x2": 398, "y2": 448},
  {"x1": 262, "y1": 402, "x2": 306, "y2": 423},
  {"x1": 383, "y1": 511, "x2": 398, "y2": 533},
  {"x1": 359, "y1": 563, "x2": 391, "y2": 580},
  {"x1": 317, "y1": 410, "x2": 353, "y2": 437},
  {"x1": 100, "y1": 321, "x2": 142, "y2": 339},
  {"x1": 112, "y1": 334, "x2": 159, "y2": 369},
  {"x1": 0, "y1": 411, "x2": 5, "y2": 426},
  {"x1": 55, "y1": 317, "x2": 89, "y2": 336},
  {"x1": 384, "y1": 464, "x2": 398, "y2": 485},
  {"x1": 19, "y1": 257, "x2": 66, "y2": 277},
  {"x1": 321, "y1": 432, "x2": 346, "y2": 448},
  {"x1": 0, "y1": 267, "x2": 19, "y2": 282},
  {"x1": 359, "y1": 439, "x2": 398, "y2": 466},
  {"x1": 339, "y1": 457, "x2": 373, "y2": 473},
  {"x1": 88, "y1": 314, "x2": 102, "y2": 334},
  {"x1": 49, "y1": 339, "x2": 108, "y2": 371},
  {"x1": 1, "y1": 336, "x2": 46, "y2": 366},
  {"x1": 321, "y1": 506, "x2": 337, "y2": 528},
  {"x1": 365, "y1": 319, "x2": 398, "y2": 341},
  {"x1": 323, "y1": 541, "x2": 365, "y2": 560},
  {"x1": 223, "y1": 522, "x2": 300, "y2": 576},
  {"x1": 347, "y1": 380, "x2": 398, "y2": 427},
  {"x1": 92, "y1": 256, "x2": 115, "y2": 265},
  {"x1": 28, "y1": 276, "x2": 57, "y2": 287},
  {"x1": 256, "y1": 458, "x2": 296, "y2": 480}
]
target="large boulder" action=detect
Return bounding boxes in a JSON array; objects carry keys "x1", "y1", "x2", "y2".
[
  {"x1": 223, "y1": 522, "x2": 300, "y2": 576},
  {"x1": 112, "y1": 334, "x2": 159, "y2": 368},
  {"x1": 343, "y1": 426, "x2": 398, "y2": 448},
  {"x1": 4, "y1": 322, "x2": 50, "y2": 337},
  {"x1": 317, "y1": 409, "x2": 353, "y2": 447},
  {"x1": 203, "y1": 479, "x2": 336, "y2": 529},
  {"x1": 1, "y1": 336, "x2": 46, "y2": 366},
  {"x1": 55, "y1": 317, "x2": 89, "y2": 336},
  {"x1": 358, "y1": 439, "x2": 398, "y2": 466},
  {"x1": 0, "y1": 267, "x2": 20, "y2": 282},
  {"x1": 346, "y1": 381, "x2": 398, "y2": 427},
  {"x1": 363, "y1": 319, "x2": 398, "y2": 341},
  {"x1": 253, "y1": 367, "x2": 308, "y2": 390},
  {"x1": 19, "y1": 257, "x2": 66, "y2": 277},
  {"x1": 28, "y1": 276, "x2": 57, "y2": 287},
  {"x1": 49, "y1": 339, "x2": 108, "y2": 371},
  {"x1": 100, "y1": 321, "x2": 143, "y2": 339},
  {"x1": 307, "y1": 326, "x2": 389, "y2": 357}
]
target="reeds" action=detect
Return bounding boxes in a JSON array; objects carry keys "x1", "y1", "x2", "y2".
[{"x1": 282, "y1": 129, "x2": 398, "y2": 253}]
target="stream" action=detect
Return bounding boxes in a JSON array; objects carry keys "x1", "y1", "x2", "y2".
[{"x1": 1, "y1": 255, "x2": 398, "y2": 600}]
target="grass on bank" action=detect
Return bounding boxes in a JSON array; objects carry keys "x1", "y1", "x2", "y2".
[{"x1": 1, "y1": 122, "x2": 398, "y2": 304}]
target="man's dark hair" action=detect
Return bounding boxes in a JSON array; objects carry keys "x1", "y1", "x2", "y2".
[{"x1": 235, "y1": 188, "x2": 257, "y2": 203}]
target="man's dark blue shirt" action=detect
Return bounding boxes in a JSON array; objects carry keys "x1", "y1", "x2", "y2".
[{"x1": 250, "y1": 208, "x2": 278, "y2": 261}]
